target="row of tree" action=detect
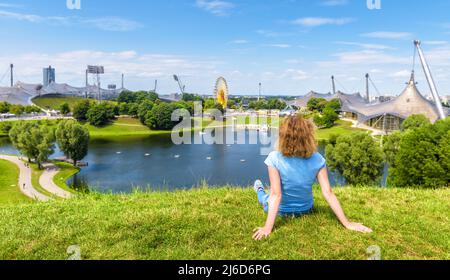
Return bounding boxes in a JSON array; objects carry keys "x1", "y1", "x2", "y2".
[
  {"x1": 0, "y1": 102, "x2": 42, "y2": 115},
  {"x1": 325, "y1": 115, "x2": 450, "y2": 188},
  {"x1": 248, "y1": 99, "x2": 287, "y2": 111},
  {"x1": 9, "y1": 120, "x2": 89, "y2": 169},
  {"x1": 116, "y1": 91, "x2": 207, "y2": 130},
  {"x1": 73, "y1": 101, "x2": 116, "y2": 127}
]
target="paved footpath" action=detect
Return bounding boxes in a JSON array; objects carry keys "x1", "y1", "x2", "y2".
[
  {"x1": 40, "y1": 163, "x2": 73, "y2": 199},
  {"x1": 0, "y1": 155, "x2": 50, "y2": 202}
]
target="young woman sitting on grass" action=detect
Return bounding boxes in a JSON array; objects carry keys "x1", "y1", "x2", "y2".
[{"x1": 253, "y1": 115, "x2": 372, "y2": 241}]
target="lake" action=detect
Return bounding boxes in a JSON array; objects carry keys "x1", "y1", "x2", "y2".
[{"x1": 0, "y1": 131, "x2": 376, "y2": 193}]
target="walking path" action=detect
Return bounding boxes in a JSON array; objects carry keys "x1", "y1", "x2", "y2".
[
  {"x1": 40, "y1": 163, "x2": 73, "y2": 199},
  {"x1": 0, "y1": 155, "x2": 50, "y2": 202},
  {"x1": 0, "y1": 155, "x2": 73, "y2": 201},
  {"x1": 341, "y1": 118, "x2": 385, "y2": 136}
]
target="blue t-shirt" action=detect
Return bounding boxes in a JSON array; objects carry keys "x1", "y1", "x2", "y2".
[{"x1": 264, "y1": 151, "x2": 326, "y2": 214}]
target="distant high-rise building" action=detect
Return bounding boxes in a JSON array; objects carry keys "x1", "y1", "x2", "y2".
[{"x1": 43, "y1": 66, "x2": 56, "y2": 87}]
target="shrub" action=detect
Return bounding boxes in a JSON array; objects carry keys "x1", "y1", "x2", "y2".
[
  {"x1": 144, "y1": 103, "x2": 179, "y2": 130},
  {"x1": 326, "y1": 133, "x2": 384, "y2": 185},
  {"x1": 0, "y1": 102, "x2": 10, "y2": 113},
  {"x1": 313, "y1": 107, "x2": 339, "y2": 128},
  {"x1": 86, "y1": 103, "x2": 116, "y2": 127},
  {"x1": 382, "y1": 131, "x2": 402, "y2": 168},
  {"x1": 401, "y1": 114, "x2": 430, "y2": 131},
  {"x1": 138, "y1": 100, "x2": 154, "y2": 124},
  {"x1": 73, "y1": 100, "x2": 91, "y2": 122},
  {"x1": 389, "y1": 118, "x2": 450, "y2": 188},
  {"x1": 59, "y1": 103, "x2": 71, "y2": 116}
]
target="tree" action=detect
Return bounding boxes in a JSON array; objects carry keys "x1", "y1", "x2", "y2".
[
  {"x1": 35, "y1": 126, "x2": 55, "y2": 169},
  {"x1": 204, "y1": 99, "x2": 216, "y2": 110},
  {"x1": 118, "y1": 90, "x2": 159, "y2": 104},
  {"x1": 314, "y1": 107, "x2": 339, "y2": 128},
  {"x1": 182, "y1": 93, "x2": 203, "y2": 102},
  {"x1": 73, "y1": 100, "x2": 91, "y2": 122},
  {"x1": 9, "y1": 122, "x2": 55, "y2": 169},
  {"x1": 401, "y1": 114, "x2": 430, "y2": 131},
  {"x1": 86, "y1": 103, "x2": 115, "y2": 127},
  {"x1": 389, "y1": 119, "x2": 450, "y2": 188},
  {"x1": 0, "y1": 102, "x2": 11, "y2": 113},
  {"x1": 326, "y1": 99, "x2": 342, "y2": 112},
  {"x1": 56, "y1": 120, "x2": 90, "y2": 166},
  {"x1": 128, "y1": 103, "x2": 139, "y2": 117},
  {"x1": 439, "y1": 131, "x2": 450, "y2": 184},
  {"x1": 119, "y1": 103, "x2": 129, "y2": 115},
  {"x1": 117, "y1": 90, "x2": 136, "y2": 103},
  {"x1": 325, "y1": 133, "x2": 384, "y2": 185},
  {"x1": 25, "y1": 106, "x2": 41, "y2": 114},
  {"x1": 0, "y1": 122, "x2": 12, "y2": 134},
  {"x1": 382, "y1": 131, "x2": 402, "y2": 168},
  {"x1": 137, "y1": 100, "x2": 154, "y2": 124},
  {"x1": 9, "y1": 105, "x2": 25, "y2": 116},
  {"x1": 59, "y1": 103, "x2": 71, "y2": 116},
  {"x1": 147, "y1": 91, "x2": 159, "y2": 102},
  {"x1": 144, "y1": 103, "x2": 179, "y2": 130},
  {"x1": 307, "y1": 98, "x2": 327, "y2": 112},
  {"x1": 267, "y1": 99, "x2": 287, "y2": 110}
]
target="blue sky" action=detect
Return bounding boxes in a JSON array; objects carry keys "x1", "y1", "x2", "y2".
[{"x1": 0, "y1": 0, "x2": 450, "y2": 96}]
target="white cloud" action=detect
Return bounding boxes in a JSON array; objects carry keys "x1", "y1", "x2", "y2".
[
  {"x1": 292, "y1": 17, "x2": 354, "y2": 27},
  {"x1": 361, "y1": 31, "x2": 412, "y2": 40},
  {"x1": 256, "y1": 29, "x2": 293, "y2": 38},
  {"x1": 81, "y1": 17, "x2": 143, "y2": 32},
  {"x1": 0, "y1": 9, "x2": 142, "y2": 31},
  {"x1": 333, "y1": 50, "x2": 410, "y2": 65},
  {"x1": 335, "y1": 41, "x2": 393, "y2": 50},
  {"x1": 282, "y1": 69, "x2": 309, "y2": 81},
  {"x1": 264, "y1": 44, "x2": 292, "y2": 48},
  {"x1": 196, "y1": 0, "x2": 235, "y2": 16},
  {"x1": 390, "y1": 70, "x2": 411, "y2": 78},
  {"x1": 0, "y1": 50, "x2": 220, "y2": 92},
  {"x1": 0, "y1": 3, "x2": 23, "y2": 8},
  {"x1": 320, "y1": 0, "x2": 348, "y2": 6},
  {"x1": 423, "y1": 41, "x2": 448, "y2": 46},
  {"x1": 285, "y1": 59, "x2": 303, "y2": 64},
  {"x1": 230, "y1": 39, "x2": 248, "y2": 44}
]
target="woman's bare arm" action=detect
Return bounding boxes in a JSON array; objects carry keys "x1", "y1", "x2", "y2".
[
  {"x1": 253, "y1": 166, "x2": 282, "y2": 240},
  {"x1": 317, "y1": 168, "x2": 373, "y2": 233}
]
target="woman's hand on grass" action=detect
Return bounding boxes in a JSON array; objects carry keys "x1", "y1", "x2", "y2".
[
  {"x1": 345, "y1": 222, "x2": 373, "y2": 233},
  {"x1": 253, "y1": 227, "x2": 272, "y2": 241}
]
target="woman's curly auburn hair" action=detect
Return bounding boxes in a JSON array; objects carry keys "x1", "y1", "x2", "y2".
[{"x1": 278, "y1": 115, "x2": 317, "y2": 158}]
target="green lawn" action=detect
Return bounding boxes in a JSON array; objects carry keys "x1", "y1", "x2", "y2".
[
  {"x1": 225, "y1": 116, "x2": 280, "y2": 127},
  {"x1": 32, "y1": 95, "x2": 88, "y2": 111},
  {"x1": 316, "y1": 120, "x2": 366, "y2": 141},
  {"x1": 53, "y1": 162, "x2": 80, "y2": 194},
  {"x1": 0, "y1": 160, "x2": 30, "y2": 204},
  {"x1": 87, "y1": 117, "x2": 166, "y2": 138},
  {"x1": 0, "y1": 187, "x2": 448, "y2": 260},
  {"x1": 2, "y1": 116, "x2": 365, "y2": 141},
  {"x1": 29, "y1": 163, "x2": 55, "y2": 199}
]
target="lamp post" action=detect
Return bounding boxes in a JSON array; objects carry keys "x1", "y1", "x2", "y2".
[{"x1": 87, "y1": 65, "x2": 105, "y2": 101}]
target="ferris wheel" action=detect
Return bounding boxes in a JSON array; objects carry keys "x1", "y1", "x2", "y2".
[{"x1": 215, "y1": 77, "x2": 228, "y2": 108}]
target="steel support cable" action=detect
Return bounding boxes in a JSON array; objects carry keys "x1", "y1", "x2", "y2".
[{"x1": 369, "y1": 76, "x2": 382, "y2": 97}]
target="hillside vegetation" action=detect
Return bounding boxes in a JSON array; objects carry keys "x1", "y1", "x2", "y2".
[{"x1": 0, "y1": 187, "x2": 448, "y2": 260}]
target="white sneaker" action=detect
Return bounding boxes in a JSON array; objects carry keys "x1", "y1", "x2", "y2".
[{"x1": 254, "y1": 180, "x2": 264, "y2": 192}]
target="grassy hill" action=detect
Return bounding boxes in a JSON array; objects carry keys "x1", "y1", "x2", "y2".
[
  {"x1": 0, "y1": 187, "x2": 448, "y2": 260},
  {"x1": 0, "y1": 160, "x2": 30, "y2": 204},
  {"x1": 32, "y1": 95, "x2": 88, "y2": 111}
]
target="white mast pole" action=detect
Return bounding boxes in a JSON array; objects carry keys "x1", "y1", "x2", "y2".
[{"x1": 415, "y1": 40, "x2": 446, "y2": 120}]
